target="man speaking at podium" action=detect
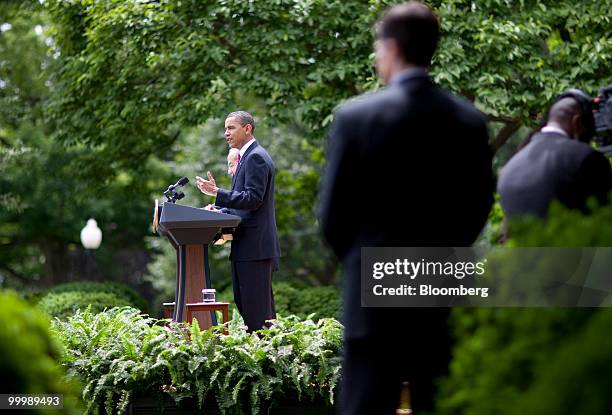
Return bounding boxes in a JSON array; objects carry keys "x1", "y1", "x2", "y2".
[{"x1": 196, "y1": 111, "x2": 280, "y2": 332}]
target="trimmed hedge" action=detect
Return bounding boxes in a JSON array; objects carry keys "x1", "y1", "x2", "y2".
[
  {"x1": 38, "y1": 281, "x2": 148, "y2": 319},
  {"x1": 49, "y1": 281, "x2": 148, "y2": 311},
  {"x1": 273, "y1": 282, "x2": 341, "y2": 320},
  {"x1": 216, "y1": 281, "x2": 341, "y2": 321}
]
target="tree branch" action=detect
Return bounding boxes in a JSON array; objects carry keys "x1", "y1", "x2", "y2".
[
  {"x1": 491, "y1": 121, "x2": 521, "y2": 154},
  {"x1": 487, "y1": 114, "x2": 519, "y2": 124},
  {"x1": 0, "y1": 262, "x2": 31, "y2": 283}
]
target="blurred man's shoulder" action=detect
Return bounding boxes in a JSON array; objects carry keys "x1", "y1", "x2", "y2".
[
  {"x1": 440, "y1": 88, "x2": 487, "y2": 126},
  {"x1": 335, "y1": 87, "x2": 405, "y2": 120}
]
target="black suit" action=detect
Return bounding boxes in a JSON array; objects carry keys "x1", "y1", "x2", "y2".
[
  {"x1": 498, "y1": 131, "x2": 612, "y2": 218},
  {"x1": 320, "y1": 70, "x2": 493, "y2": 414},
  {"x1": 216, "y1": 140, "x2": 280, "y2": 331}
]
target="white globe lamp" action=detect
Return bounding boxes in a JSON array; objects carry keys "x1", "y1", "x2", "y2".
[{"x1": 81, "y1": 218, "x2": 102, "y2": 249}]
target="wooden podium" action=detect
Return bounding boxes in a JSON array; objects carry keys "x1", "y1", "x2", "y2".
[{"x1": 154, "y1": 202, "x2": 240, "y2": 329}]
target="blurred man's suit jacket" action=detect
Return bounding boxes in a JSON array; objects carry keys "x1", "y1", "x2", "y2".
[
  {"x1": 320, "y1": 69, "x2": 494, "y2": 339},
  {"x1": 498, "y1": 131, "x2": 612, "y2": 219}
]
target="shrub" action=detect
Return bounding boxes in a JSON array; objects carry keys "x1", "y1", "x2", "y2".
[
  {"x1": 475, "y1": 196, "x2": 504, "y2": 248},
  {"x1": 0, "y1": 290, "x2": 81, "y2": 413},
  {"x1": 507, "y1": 200, "x2": 612, "y2": 247},
  {"x1": 39, "y1": 291, "x2": 134, "y2": 319},
  {"x1": 38, "y1": 281, "x2": 148, "y2": 319},
  {"x1": 273, "y1": 281, "x2": 341, "y2": 320},
  {"x1": 49, "y1": 281, "x2": 148, "y2": 312},
  {"x1": 436, "y1": 308, "x2": 597, "y2": 415},
  {"x1": 52, "y1": 307, "x2": 343, "y2": 414},
  {"x1": 216, "y1": 281, "x2": 341, "y2": 321},
  {"x1": 435, "y1": 202, "x2": 612, "y2": 415},
  {"x1": 517, "y1": 309, "x2": 612, "y2": 415}
]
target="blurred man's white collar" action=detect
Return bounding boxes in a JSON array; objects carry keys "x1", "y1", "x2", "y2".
[
  {"x1": 541, "y1": 125, "x2": 569, "y2": 138},
  {"x1": 239, "y1": 138, "x2": 256, "y2": 157}
]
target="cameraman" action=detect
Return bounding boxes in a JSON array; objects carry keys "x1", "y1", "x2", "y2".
[{"x1": 498, "y1": 90, "x2": 612, "y2": 218}]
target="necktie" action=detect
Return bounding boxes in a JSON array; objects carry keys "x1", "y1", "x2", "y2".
[{"x1": 237, "y1": 154, "x2": 241, "y2": 164}]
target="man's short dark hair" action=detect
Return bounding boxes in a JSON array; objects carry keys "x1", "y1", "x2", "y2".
[
  {"x1": 227, "y1": 110, "x2": 255, "y2": 132},
  {"x1": 377, "y1": 1, "x2": 440, "y2": 67}
]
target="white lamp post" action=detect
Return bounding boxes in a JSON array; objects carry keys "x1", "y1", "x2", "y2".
[
  {"x1": 81, "y1": 218, "x2": 102, "y2": 249},
  {"x1": 81, "y1": 218, "x2": 102, "y2": 279}
]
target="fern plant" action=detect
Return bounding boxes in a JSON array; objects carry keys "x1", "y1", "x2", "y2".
[{"x1": 52, "y1": 307, "x2": 342, "y2": 414}]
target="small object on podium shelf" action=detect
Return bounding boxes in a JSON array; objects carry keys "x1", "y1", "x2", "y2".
[
  {"x1": 213, "y1": 233, "x2": 233, "y2": 245},
  {"x1": 202, "y1": 288, "x2": 216, "y2": 303},
  {"x1": 396, "y1": 381, "x2": 412, "y2": 414}
]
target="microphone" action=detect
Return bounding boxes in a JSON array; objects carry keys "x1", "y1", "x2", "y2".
[
  {"x1": 165, "y1": 176, "x2": 189, "y2": 193},
  {"x1": 164, "y1": 177, "x2": 190, "y2": 203},
  {"x1": 170, "y1": 176, "x2": 189, "y2": 191}
]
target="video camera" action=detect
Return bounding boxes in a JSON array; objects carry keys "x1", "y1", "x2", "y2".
[
  {"x1": 593, "y1": 85, "x2": 612, "y2": 154},
  {"x1": 164, "y1": 177, "x2": 189, "y2": 203}
]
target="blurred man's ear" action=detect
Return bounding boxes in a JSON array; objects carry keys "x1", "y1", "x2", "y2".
[
  {"x1": 573, "y1": 113, "x2": 591, "y2": 143},
  {"x1": 387, "y1": 38, "x2": 402, "y2": 62},
  {"x1": 570, "y1": 113, "x2": 581, "y2": 140}
]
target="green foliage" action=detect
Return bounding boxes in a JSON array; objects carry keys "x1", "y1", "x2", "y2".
[
  {"x1": 474, "y1": 195, "x2": 505, "y2": 249},
  {"x1": 432, "y1": 0, "x2": 611, "y2": 125},
  {"x1": 437, "y1": 201, "x2": 612, "y2": 415},
  {"x1": 45, "y1": 0, "x2": 612, "y2": 163},
  {"x1": 273, "y1": 281, "x2": 341, "y2": 320},
  {"x1": 45, "y1": 0, "x2": 375, "y2": 160},
  {"x1": 38, "y1": 281, "x2": 148, "y2": 318},
  {"x1": 0, "y1": 1, "x2": 175, "y2": 288},
  {"x1": 52, "y1": 281, "x2": 148, "y2": 310},
  {"x1": 39, "y1": 0, "x2": 611, "y2": 290},
  {"x1": 437, "y1": 308, "x2": 601, "y2": 415},
  {"x1": 517, "y1": 309, "x2": 612, "y2": 415},
  {"x1": 0, "y1": 120, "x2": 170, "y2": 286},
  {"x1": 507, "y1": 200, "x2": 612, "y2": 246},
  {"x1": 52, "y1": 307, "x2": 343, "y2": 414},
  {"x1": 0, "y1": 290, "x2": 81, "y2": 413},
  {"x1": 0, "y1": 1, "x2": 48, "y2": 135}
]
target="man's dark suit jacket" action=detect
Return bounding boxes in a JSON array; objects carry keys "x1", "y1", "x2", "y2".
[
  {"x1": 498, "y1": 131, "x2": 612, "y2": 218},
  {"x1": 320, "y1": 71, "x2": 494, "y2": 339},
  {"x1": 216, "y1": 141, "x2": 280, "y2": 262}
]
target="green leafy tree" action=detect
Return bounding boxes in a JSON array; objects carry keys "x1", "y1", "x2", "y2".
[
  {"x1": 0, "y1": 2, "x2": 173, "y2": 287},
  {"x1": 43, "y1": 0, "x2": 612, "y2": 286},
  {"x1": 45, "y1": 0, "x2": 612, "y2": 160}
]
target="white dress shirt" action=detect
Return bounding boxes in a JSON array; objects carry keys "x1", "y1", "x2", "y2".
[{"x1": 239, "y1": 138, "x2": 256, "y2": 159}]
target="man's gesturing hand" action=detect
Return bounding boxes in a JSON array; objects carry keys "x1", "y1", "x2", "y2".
[
  {"x1": 203, "y1": 204, "x2": 220, "y2": 212},
  {"x1": 196, "y1": 171, "x2": 219, "y2": 197}
]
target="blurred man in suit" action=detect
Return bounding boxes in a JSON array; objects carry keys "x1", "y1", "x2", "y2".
[
  {"x1": 319, "y1": 2, "x2": 493, "y2": 413},
  {"x1": 197, "y1": 111, "x2": 280, "y2": 332},
  {"x1": 498, "y1": 90, "x2": 612, "y2": 219}
]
